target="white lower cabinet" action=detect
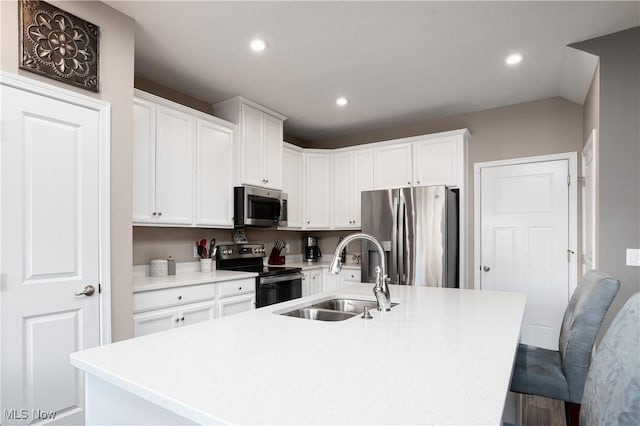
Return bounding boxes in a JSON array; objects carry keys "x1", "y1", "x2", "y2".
[
  {"x1": 302, "y1": 269, "x2": 324, "y2": 297},
  {"x1": 340, "y1": 269, "x2": 362, "y2": 286},
  {"x1": 133, "y1": 278, "x2": 255, "y2": 337},
  {"x1": 218, "y1": 294, "x2": 255, "y2": 317},
  {"x1": 133, "y1": 300, "x2": 216, "y2": 337},
  {"x1": 322, "y1": 268, "x2": 341, "y2": 292}
]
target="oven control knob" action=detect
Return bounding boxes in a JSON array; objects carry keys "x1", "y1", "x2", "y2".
[
  {"x1": 228, "y1": 249, "x2": 233, "y2": 255},
  {"x1": 222, "y1": 249, "x2": 228, "y2": 255}
]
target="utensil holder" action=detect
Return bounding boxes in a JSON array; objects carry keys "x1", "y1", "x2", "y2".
[{"x1": 200, "y1": 258, "x2": 213, "y2": 272}]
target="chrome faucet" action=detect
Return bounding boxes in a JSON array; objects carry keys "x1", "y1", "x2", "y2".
[{"x1": 329, "y1": 233, "x2": 391, "y2": 311}]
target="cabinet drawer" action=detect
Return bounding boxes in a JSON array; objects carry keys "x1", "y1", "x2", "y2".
[
  {"x1": 342, "y1": 270, "x2": 361, "y2": 282},
  {"x1": 134, "y1": 284, "x2": 216, "y2": 313},
  {"x1": 217, "y1": 278, "x2": 255, "y2": 298}
]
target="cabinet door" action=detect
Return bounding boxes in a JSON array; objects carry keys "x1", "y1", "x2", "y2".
[
  {"x1": 413, "y1": 136, "x2": 458, "y2": 186},
  {"x1": 196, "y1": 119, "x2": 233, "y2": 227},
  {"x1": 332, "y1": 152, "x2": 354, "y2": 229},
  {"x1": 218, "y1": 294, "x2": 255, "y2": 317},
  {"x1": 373, "y1": 143, "x2": 413, "y2": 189},
  {"x1": 352, "y1": 149, "x2": 374, "y2": 227},
  {"x1": 309, "y1": 270, "x2": 323, "y2": 295},
  {"x1": 133, "y1": 308, "x2": 178, "y2": 337},
  {"x1": 304, "y1": 153, "x2": 332, "y2": 229},
  {"x1": 155, "y1": 106, "x2": 195, "y2": 224},
  {"x1": 240, "y1": 104, "x2": 264, "y2": 187},
  {"x1": 282, "y1": 147, "x2": 303, "y2": 228},
  {"x1": 301, "y1": 272, "x2": 311, "y2": 297},
  {"x1": 263, "y1": 114, "x2": 283, "y2": 190},
  {"x1": 322, "y1": 268, "x2": 341, "y2": 292},
  {"x1": 179, "y1": 300, "x2": 216, "y2": 326},
  {"x1": 132, "y1": 98, "x2": 156, "y2": 223}
]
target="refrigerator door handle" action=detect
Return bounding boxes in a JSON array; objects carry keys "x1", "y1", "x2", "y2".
[
  {"x1": 391, "y1": 195, "x2": 399, "y2": 284},
  {"x1": 398, "y1": 192, "x2": 406, "y2": 285}
]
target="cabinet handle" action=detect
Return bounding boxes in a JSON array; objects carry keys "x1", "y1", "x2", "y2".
[
  {"x1": 175, "y1": 318, "x2": 180, "y2": 323},
  {"x1": 152, "y1": 212, "x2": 157, "y2": 216},
  {"x1": 180, "y1": 317, "x2": 185, "y2": 322},
  {"x1": 307, "y1": 221, "x2": 310, "y2": 224},
  {"x1": 158, "y1": 212, "x2": 162, "y2": 216},
  {"x1": 178, "y1": 295, "x2": 182, "y2": 300},
  {"x1": 408, "y1": 181, "x2": 411, "y2": 185},
  {"x1": 417, "y1": 181, "x2": 421, "y2": 184},
  {"x1": 238, "y1": 286, "x2": 242, "y2": 291}
]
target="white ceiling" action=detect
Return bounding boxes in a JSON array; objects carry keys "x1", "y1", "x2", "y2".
[{"x1": 106, "y1": 1, "x2": 639, "y2": 142}]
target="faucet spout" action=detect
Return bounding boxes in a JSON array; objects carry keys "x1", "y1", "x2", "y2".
[{"x1": 330, "y1": 233, "x2": 391, "y2": 312}]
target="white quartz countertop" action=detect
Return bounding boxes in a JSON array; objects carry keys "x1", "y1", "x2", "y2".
[
  {"x1": 281, "y1": 259, "x2": 360, "y2": 270},
  {"x1": 132, "y1": 270, "x2": 258, "y2": 293},
  {"x1": 72, "y1": 284, "x2": 525, "y2": 425}
]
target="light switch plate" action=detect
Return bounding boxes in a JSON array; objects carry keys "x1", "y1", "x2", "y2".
[{"x1": 626, "y1": 249, "x2": 640, "y2": 266}]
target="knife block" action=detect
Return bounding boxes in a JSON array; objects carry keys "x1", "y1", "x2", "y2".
[{"x1": 267, "y1": 247, "x2": 285, "y2": 265}]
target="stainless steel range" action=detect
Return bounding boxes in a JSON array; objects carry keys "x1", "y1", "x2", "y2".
[{"x1": 216, "y1": 244, "x2": 303, "y2": 308}]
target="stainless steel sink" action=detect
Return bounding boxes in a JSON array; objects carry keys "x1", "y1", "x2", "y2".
[
  {"x1": 280, "y1": 307, "x2": 357, "y2": 321},
  {"x1": 278, "y1": 298, "x2": 398, "y2": 321}
]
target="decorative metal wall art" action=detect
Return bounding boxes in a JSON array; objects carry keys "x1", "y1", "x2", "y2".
[{"x1": 19, "y1": 0, "x2": 100, "y2": 92}]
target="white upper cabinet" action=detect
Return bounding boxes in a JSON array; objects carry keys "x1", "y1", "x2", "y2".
[
  {"x1": 132, "y1": 97, "x2": 156, "y2": 223},
  {"x1": 154, "y1": 106, "x2": 195, "y2": 225},
  {"x1": 282, "y1": 144, "x2": 303, "y2": 229},
  {"x1": 196, "y1": 119, "x2": 234, "y2": 227},
  {"x1": 133, "y1": 97, "x2": 195, "y2": 225},
  {"x1": 373, "y1": 142, "x2": 413, "y2": 189},
  {"x1": 214, "y1": 97, "x2": 286, "y2": 190},
  {"x1": 412, "y1": 135, "x2": 461, "y2": 187},
  {"x1": 303, "y1": 152, "x2": 332, "y2": 229},
  {"x1": 133, "y1": 90, "x2": 235, "y2": 227},
  {"x1": 332, "y1": 149, "x2": 373, "y2": 229}
]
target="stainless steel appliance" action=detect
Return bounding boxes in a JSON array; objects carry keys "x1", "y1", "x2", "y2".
[
  {"x1": 216, "y1": 243, "x2": 303, "y2": 307},
  {"x1": 303, "y1": 236, "x2": 321, "y2": 262},
  {"x1": 234, "y1": 186, "x2": 288, "y2": 227},
  {"x1": 361, "y1": 185, "x2": 458, "y2": 287}
]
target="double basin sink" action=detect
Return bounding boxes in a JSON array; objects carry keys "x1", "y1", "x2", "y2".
[{"x1": 279, "y1": 298, "x2": 398, "y2": 321}]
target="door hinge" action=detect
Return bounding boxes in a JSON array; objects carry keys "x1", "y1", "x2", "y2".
[
  {"x1": 98, "y1": 283, "x2": 102, "y2": 294},
  {"x1": 567, "y1": 174, "x2": 571, "y2": 186}
]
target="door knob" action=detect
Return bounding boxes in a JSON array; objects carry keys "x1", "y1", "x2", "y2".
[
  {"x1": 74, "y1": 285, "x2": 95, "y2": 296},
  {"x1": 482, "y1": 266, "x2": 491, "y2": 272}
]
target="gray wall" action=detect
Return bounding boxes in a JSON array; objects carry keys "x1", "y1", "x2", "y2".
[
  {"x1": 1, "y1": 1, "x2": 135, "y2": 342},
  {"x1": 571, "y1": 27, "x2": 640, "y2": 336},
  {"x1": 312, "y1": 97, "x2": 584, "y2": 288}
]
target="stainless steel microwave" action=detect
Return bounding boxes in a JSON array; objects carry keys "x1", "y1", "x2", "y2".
[{"x1": 234, "y1": 186, "x2": 287, "y2": 227}]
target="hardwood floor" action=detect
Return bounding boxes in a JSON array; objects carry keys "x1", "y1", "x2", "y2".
[{"x1": 522, "y1": 395, "x2": 567, "y2": 426}]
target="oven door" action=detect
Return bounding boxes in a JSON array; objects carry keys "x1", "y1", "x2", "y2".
[{"x1": 256, "y1": 273, "x2": 303, "y2": 308}]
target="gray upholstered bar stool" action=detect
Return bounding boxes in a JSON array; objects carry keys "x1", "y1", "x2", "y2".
[
  {"x1": 510, "y1": 270, "x2": 620, "y2": 425},
  {"x1": 580, "y1": 293, "x2": 640, "y2": 426}
]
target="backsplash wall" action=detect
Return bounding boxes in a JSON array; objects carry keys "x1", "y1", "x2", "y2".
[{"x1": 132, "y1": 227, "x2": 357, "y2": 265}]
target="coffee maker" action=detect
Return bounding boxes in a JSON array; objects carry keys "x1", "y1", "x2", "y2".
[{"x1": 303, "y1": 236, "x2": 321, "y2": 262}]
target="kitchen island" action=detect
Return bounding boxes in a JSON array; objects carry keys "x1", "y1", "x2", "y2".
[{"x1": 71, "y1": 284, "x2": 525, "y2": 425}]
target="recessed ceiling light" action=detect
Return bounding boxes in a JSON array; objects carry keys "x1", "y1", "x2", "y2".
[
  {"x1": 336, "y1": 97, "x2": 349, "y2": 106},
  {"x1": 250, "y1": 39, "x2": 267, "y2": 52},
  {"x1": 505, "y1": 53, "x2": 523, "y2": 65}
]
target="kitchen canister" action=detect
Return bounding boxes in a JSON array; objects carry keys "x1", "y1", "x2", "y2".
[
  {"x1": 150, "y1": 258, "x2": 168, "y2": 277},
  {"x1": 200, "y1": 258, "x2": 213, "y2": 273},
  {"x1": 167, "y1": 257, "x2": 176, "y2": 276}
]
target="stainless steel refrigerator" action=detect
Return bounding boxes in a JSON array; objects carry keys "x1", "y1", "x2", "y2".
[{"x1": 361, "y1": 185, "x2": 459, "y2": 287}]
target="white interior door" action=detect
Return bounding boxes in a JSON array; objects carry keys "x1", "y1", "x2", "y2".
[
  {"x1": 1, "y1": 85, "x2": 101, "y2": 425},
  {"x1": 479, "y1": 160, "x2": 569, "y2": 350},
  {"x1": 582, "y1": 130, "x2": 597, "y2": 273}
]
